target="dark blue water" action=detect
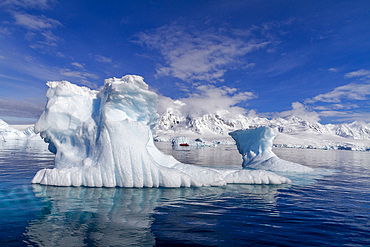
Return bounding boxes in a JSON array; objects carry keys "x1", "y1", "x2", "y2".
[{"x1": 0, "y1": 141, "x2": 369, "y2": 246}]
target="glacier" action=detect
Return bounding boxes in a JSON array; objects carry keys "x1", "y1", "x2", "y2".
[
  {"x1": 32, "y1": 75, "x2": 290, "y2": 187},
  {"x1": 230, "y1": 127, "x2": 314, "y2": 173}
]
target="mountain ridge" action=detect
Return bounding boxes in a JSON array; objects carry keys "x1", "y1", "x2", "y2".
[{"x1": 154, "y1": 109, "x2": 370, "y2": 151}]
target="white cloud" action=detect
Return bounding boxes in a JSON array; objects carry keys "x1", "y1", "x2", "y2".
[
  {"x1": 158, "y1": 84, "x2": 257, "y2": 117},
  {"x1": 60, "y1": 68, "x2": 99, "y2": 88},
  {"x1": 313, "y1": 103, "x2": 359, "y2": 111},
  {"x1": 318, "y1": 110, "x2": 370, "y2": 122},
  {"x1": 60, "y1": 69, "x2": 98, "y2": 80},
  {"x1": 13, "y1": 13, "x2": 61, "y2": 31},
  {"x1": 0, "y1": 49, "x2": 99, "y2": 89},
  {"x1": 278, "y1": 102, "x2": 320, "y2": 124},
  {"x1": 344, "y1": 69, "x2": 370, "y2": 79},
  {"x1": 11, "y1": 13, "x2": 62, "y2": 53},
  {"x1": 29, "y1": 30, "x2": 59, "y2": 49},
  {"x1": 243, "y1": 63, "x2": 256, "y2": 69},
  {"x1": 78, "y1": 80, "x2": 99, "y2": 89},
  {"x1": 305, "y1": 83, "x2": 370, "y2": 103},
  {"x1": 303, "y1": 74, "x2": 370, "y2": 122},
  {"x1": 95, "y1": 55, "x2": 112, "y2": 63},
  {"x1": 1, "y1": 0, "x2": 56, "y2": 9},
  {"x1": 71, "y1": 62, "x2": 85, "y2": 69},
  {"x1": 136, "y1": 24, "x2": 270, "y2": 82},
  {"x1": 0, "y1": 52, "x2": 65, "y2": 82},
  {"x1": 0, "y1": 27, "x2": 11, "y2": 37},
  {"x1": 319, "y1": 110, "x2": 349, "y2": 117},
  {"x1": 328, "y1": 67, "x2": 338, "y2": 72}
]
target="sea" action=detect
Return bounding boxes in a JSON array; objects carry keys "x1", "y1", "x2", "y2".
[{"x1": 0, "y1": 140, "x2": 369, "y2": 246}]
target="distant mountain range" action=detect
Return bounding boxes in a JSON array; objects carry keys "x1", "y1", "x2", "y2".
[
  {"x1": 0, "y1": 119, "x2": 38, "y2": 141},
  {"x1": 154, "y1": 109, "x2": 370, "y2": 151},
  {"x1": 1, "y1": 111, "x2": 370, "y2": 151}
]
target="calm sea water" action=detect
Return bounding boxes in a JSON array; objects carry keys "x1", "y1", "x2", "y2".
[{"x1": 0, "y1": 141, "x2": 369, "y2": 246}]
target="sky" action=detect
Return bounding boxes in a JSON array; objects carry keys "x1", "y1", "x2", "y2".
[{"x1": 0, "y1": 0, "x2": 369, "y2": 124}]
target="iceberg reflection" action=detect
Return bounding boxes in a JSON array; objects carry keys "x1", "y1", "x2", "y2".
[
  {"x1": 25, "y1": 185, "x2": 161, "y2": 246},
  {"x1": 25, "y1": 184, "x2": 288, "y2": 246}
]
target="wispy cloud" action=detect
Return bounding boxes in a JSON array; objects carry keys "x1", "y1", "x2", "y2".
[
  {"x1": 243, "y1": 63, "x2": 256, "y2": 70},
  {"x1": 318, "y1": 110, "x2": 370, "y2": 122},
  {"x1": 60, "y1": 69, "x2": 98, "y2": 80},
  {"x1": 11, "y1": 12, "x2": 62, "y2": 53},
  {"x1": 302, "y1": 70, "x2": 370, "y2": 122},
  {"x1": 328, "y1": 67, "x2": 338, "y2": 72},
  {"x1": 0, "y1": 97, "x2": 45, "y2": 120},
  {"x1": 344, "y1": 69, "x2": 370, "y2": 79},
  {"x1": 95, "y1": 55, "x2": 112, "y2": 63},
  {"x1": 0, "y1": 48, "x2": 99, "y2": 89},
  {"x1": 13, "y1": 13, "x2": 61, "y2": 31},
  {"x1": 305, "y1": 83, "x2": 370, "y2": 103},
  {"x1": 0, "y1": 53, "x2": 63, "y2": 82},
  {"x1": 0, "y1": 0, "x2": 56, "y2": 9},
  {"x1": 60, "y1": 68, "x2": 99, "y2": 88},
  {"x1": 135, "y1": 23, "x2": 270, "y2": 83},
  {"x1": 313, "y1": 103, "x2": 359, "y2": 111},
  {"x1": 71, "y1": 62, "x2": 85, "y2": 69},
  {"x1": 0, "y1": 27, "x2": 11, "y2": 37}
]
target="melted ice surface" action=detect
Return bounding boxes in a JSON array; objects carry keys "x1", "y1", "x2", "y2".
[{"x1": 32, "y1": 75, "x2": 290, "y2": 187}]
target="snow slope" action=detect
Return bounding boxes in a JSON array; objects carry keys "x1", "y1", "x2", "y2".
[{"x1": 32, "y1": 75, "x2": 290, "y2": 187}]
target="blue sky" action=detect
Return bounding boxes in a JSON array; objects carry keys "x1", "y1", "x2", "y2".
[{"x1": 0, "y1": 0, "x2": 369, "y2": 124}]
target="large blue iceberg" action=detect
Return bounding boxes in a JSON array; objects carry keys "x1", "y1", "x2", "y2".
[{"x1": 32, "y1": 75, "x2": 290, "y2": 187}]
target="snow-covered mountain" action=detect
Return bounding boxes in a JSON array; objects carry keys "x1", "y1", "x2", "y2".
[
  {"x1": 154, "y1": 109, "x2": 370, "y2": 151},
  {"x1": 1, "y1": 105, "x2": 369, "y2": 151},
  {"x1": 0, "y1": 119, "x2": 39, "y2": 141}
]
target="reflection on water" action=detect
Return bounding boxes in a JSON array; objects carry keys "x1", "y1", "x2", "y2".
[
  {"x1": 155, "y1": 142, "x2": 242, "y2": 168},
  {"x1": 24, "y1": 184, "x2": 286, "y2": 246},
  {"x1": 25, "y1": 186, "x2": 158, "y2": 246}
]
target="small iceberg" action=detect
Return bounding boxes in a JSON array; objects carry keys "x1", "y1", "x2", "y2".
[{"x1": 229, "y1": 127, "x2": 313, "y2": 173}]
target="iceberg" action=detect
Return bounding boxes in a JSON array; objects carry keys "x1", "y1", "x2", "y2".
[
  {"x1": 229, "y1": 127, "x2": 313, "y2": 172},
  {"x1": 32, "y1": 75, "x2": 290, "y2": 187}
]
